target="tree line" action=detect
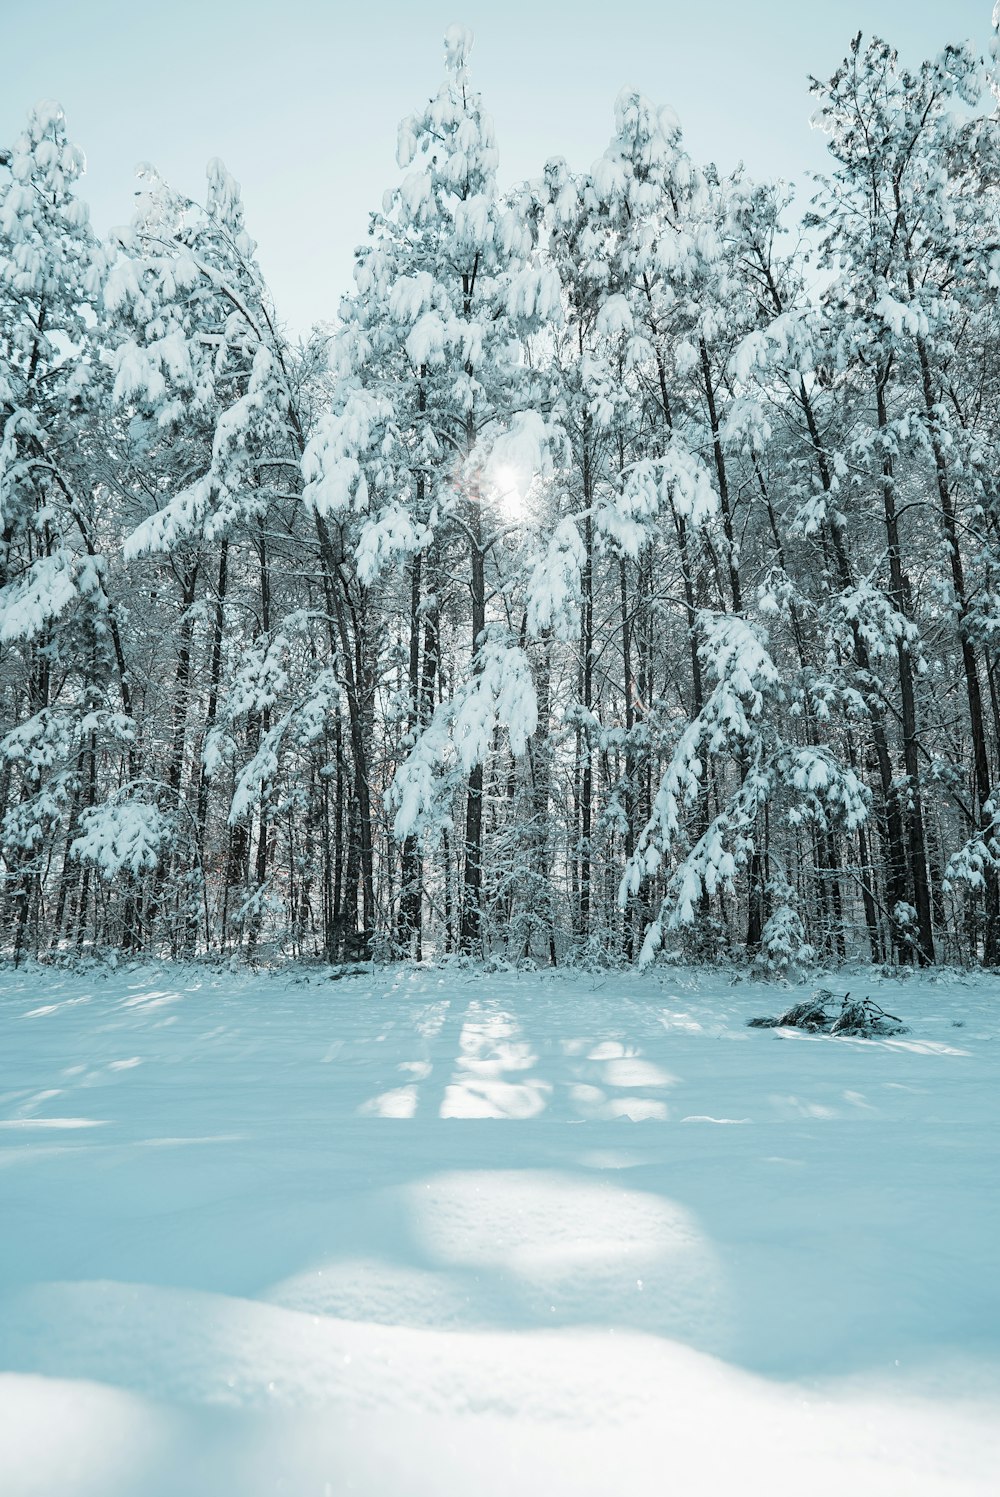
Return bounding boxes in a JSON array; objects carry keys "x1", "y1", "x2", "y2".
[{"x1": 3, "y1": 25, "x2": 1000, "y2": 971}]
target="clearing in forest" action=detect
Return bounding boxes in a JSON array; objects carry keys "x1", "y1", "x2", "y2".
[{"x1": 0, "y1": 962, "x2": 998, "y2": 1495}]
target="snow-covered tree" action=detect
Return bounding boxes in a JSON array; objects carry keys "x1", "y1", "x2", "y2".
[
  {"x1": 4, "y1": 19, "x2": 1000, "y2": 970},
  {"x1": 0, "y1": 102, "x2": 136, "y2": 959},
  {"x1": 305, "y1": 27, "x2": 559, "y2": 956}
]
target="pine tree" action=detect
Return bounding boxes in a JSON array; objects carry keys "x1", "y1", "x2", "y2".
[
  {"x1": 307, "y1": 27, "x2": 558, "y2": 958},
  {"x1": 0, "y1": 102, "x2": 134, "y2": 959}
]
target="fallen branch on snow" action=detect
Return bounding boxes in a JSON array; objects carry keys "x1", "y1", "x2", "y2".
[{"x1": 748, "y1": 989, "x2": 906, "y2": 1037}]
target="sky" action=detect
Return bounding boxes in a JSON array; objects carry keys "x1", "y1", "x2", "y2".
[{"x1": 3, "y1": 1, "x2": 995, "y2": 333}]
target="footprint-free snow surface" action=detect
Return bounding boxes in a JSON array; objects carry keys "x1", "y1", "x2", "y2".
[{"x1": 1, "y1": 962, "x2": 998, "y2": 1495}]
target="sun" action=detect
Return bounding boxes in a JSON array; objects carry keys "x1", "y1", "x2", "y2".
[{"x1": 491, "y1": 463, "x2": 528, "y2": 521}]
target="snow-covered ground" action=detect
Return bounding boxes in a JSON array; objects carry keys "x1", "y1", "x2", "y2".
[{"x1": 1, "y1": 960, "x2": 998, "y2": 1496}]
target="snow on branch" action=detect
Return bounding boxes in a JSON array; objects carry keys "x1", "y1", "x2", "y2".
[
  {"x1": 72, "y1": 802, "x2": 173, "y2": 881},
  {"x1": 390, "y1": 631, "x2": 537, "y2": 843}
]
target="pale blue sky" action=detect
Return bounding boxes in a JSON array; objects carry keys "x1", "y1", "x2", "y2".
[{"x1": 4, "y1": 2, "x2": 994, "y2": 332}]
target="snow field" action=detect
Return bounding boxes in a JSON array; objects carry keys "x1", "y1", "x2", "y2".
[{"x1": 1, "y1": 962, "x2": 998, "y2": 1495}]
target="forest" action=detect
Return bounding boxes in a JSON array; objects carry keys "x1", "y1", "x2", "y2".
[{"x1": 3, "y1": 23, "x2": 1000, "y2": 973}]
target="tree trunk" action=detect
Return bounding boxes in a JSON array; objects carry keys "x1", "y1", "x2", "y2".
[
  {"x1": 460, "y1": 492, "x2": 486, "y2": 955},
  {"x1": 875, "y1": 372, "x2": 934, "y2": 964}
]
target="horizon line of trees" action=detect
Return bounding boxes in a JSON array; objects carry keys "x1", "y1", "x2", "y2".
[{"x1": 4, "y1": 23, "x2": 1000, "y2": 972}]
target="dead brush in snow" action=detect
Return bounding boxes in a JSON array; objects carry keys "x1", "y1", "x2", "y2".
[{"x1": 749, "y1": 989, "x2": 906, "y2": 1037}]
